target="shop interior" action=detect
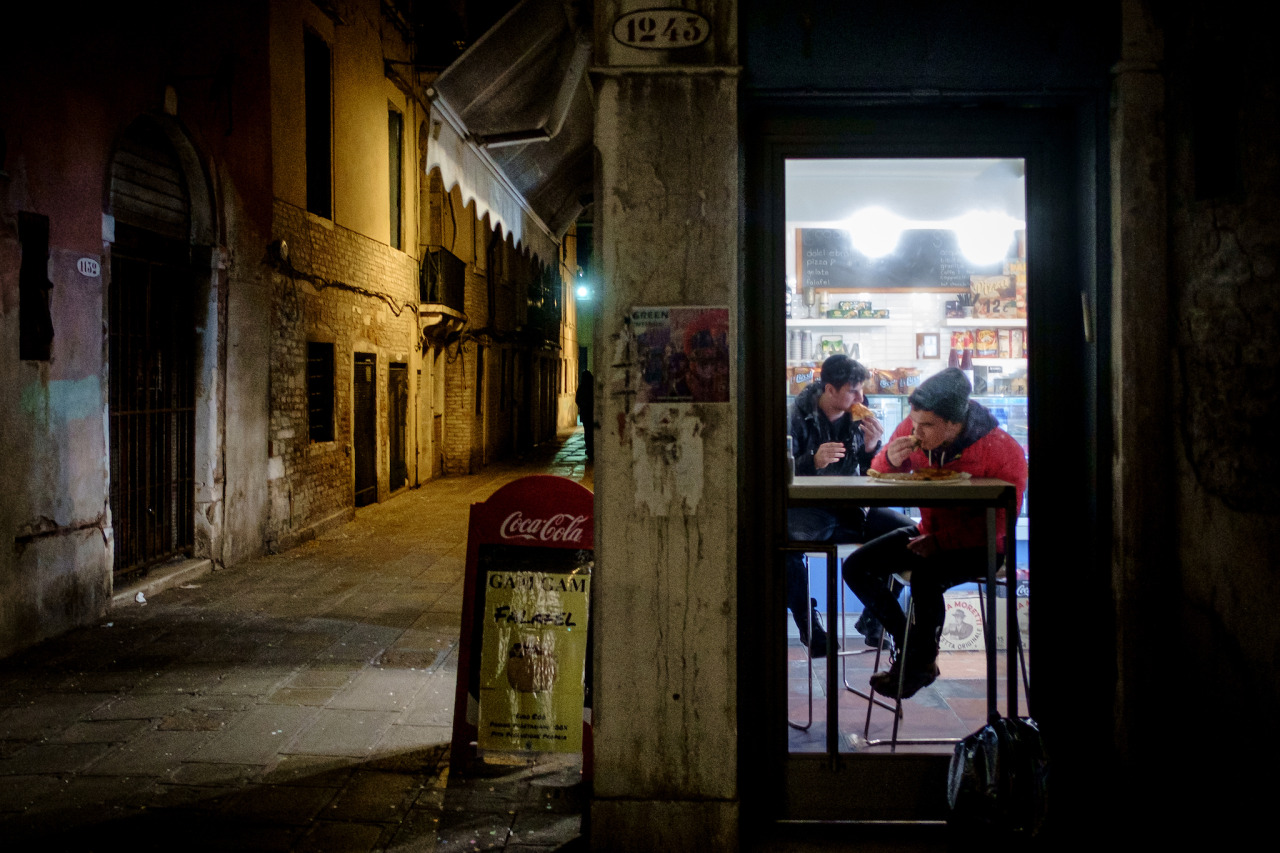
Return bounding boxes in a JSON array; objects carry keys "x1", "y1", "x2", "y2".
[{"x1": 783, "y1": 158, "x2": 1031, "y2": 752}]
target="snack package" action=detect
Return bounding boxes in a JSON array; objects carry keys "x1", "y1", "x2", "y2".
[
  {"x1": 975, "y1": 329, "x2": 998, "y2": 358},
  {"x1": 998, "y1": 329, "x2": 1012, "y2": 358},
  {"x1": 951, "y1": 329, "x2": 975, "y2": 350},
  {"x1": 873, "y1": 368, "x2": 899, "y2": 396},
  {"x1": 788, "y1": 364, "x2": 818, "y2": 396},
  {"x1": 827, "y1": 299, "x2": 871, "y2": 319},
  {"x1": 1011, "y1": 329, "x2": 1025, "y2": 359},
  {"x1": 895, "y1": 367, "x2": 921, "y2": 396}
]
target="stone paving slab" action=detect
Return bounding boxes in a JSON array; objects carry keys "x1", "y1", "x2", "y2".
[
  {"x1": 285, "y1": 708, "x2": 400, "y2": 757},
  {"x1": 327, "y1": 667, "x2": 428, "y2": 712},
  {"x1": 194, "y1": 705, "x2": 320, "y2": 764},
  {"x1": 86, "y1": 729, "x2": 217, "y2": 776},
  {"x1": 0, "y1": 740, "x2": 115, "y2": 775}
]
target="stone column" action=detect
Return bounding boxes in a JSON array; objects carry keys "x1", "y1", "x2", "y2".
[
  {"x1": 590, "y1": 3, "x2": 740, "y2": 849},
  {"x1": 1110, "y1": 0, "x2": 1171, "y2": 779}
]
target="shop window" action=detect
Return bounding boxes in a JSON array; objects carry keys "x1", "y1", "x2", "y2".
[
  {"x1": 304, "y1": 29, "x2": 332, "y2": 219},
  {"x1": 388, "y1": 107, "x2": 403, "y2": 249},
  {"x1": 781, "y1": 157, "x2": 1031, "y2": 756},
  {"x1": 307, "y1": 341, "x2": 335, "y2": 442},
  {"x1": 19, "y1": 211, "x2": 53, "y2": 362}
]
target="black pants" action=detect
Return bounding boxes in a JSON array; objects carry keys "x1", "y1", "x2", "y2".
[
  {"x1": 786, "y1": 507, "x2": 914, "y2": 623},
  {"x1": 842, "y1": 526, "x2": 1001, "y2": 663}
]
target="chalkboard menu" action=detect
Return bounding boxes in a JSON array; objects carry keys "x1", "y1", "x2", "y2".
[{"x1": 797, "y1": 228, "x2": 1002, "y2": 292}]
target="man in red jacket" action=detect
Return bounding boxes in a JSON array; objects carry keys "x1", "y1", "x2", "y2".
[{"x1": 843, "y1": 367, "x2": 1028, "y2": 698}]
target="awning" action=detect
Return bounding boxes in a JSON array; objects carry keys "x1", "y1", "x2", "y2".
[{"x1": 424, "y1": 0, "x2": 593, "y2": 265}]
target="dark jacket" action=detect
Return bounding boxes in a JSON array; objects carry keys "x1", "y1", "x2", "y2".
[{"x1": 789, "y1": 382, "x2": 878, "y2": 476}]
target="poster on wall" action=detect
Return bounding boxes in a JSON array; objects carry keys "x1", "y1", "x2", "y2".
[
  {"x1": 631, "y1": 306, "x2": 730, "y2": 403},
  {"x1": 477, "y1": 544, "x2": 591, "y2": 753}
]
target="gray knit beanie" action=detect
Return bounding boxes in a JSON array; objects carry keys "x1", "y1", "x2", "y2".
[{"x1": 909, "y1": 367, "x2": 971, "y2": 423}]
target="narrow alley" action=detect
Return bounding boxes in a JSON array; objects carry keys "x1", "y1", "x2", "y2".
[{"x1": 0, "y1": 431, "x2": 592, "y2": 852}]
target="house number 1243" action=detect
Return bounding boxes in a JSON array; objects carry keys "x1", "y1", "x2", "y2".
[{"x1": 613, "y1": 9, "x2": 711, "y2": 50}]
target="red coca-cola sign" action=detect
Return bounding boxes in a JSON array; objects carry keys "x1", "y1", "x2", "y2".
[
  {"x1": 467, "y1": 475, "x2": 594, "y2": 550},
  {"x1": 498, "y1": 511, "x2": 588, "y2": 544},
  {"x1": 452, "y1": 474, "x2": 594, "y2": 772}
]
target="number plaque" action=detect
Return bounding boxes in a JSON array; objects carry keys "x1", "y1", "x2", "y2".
[{"x1": 612, "y1": 8, "x2": 710, "y2": 49}]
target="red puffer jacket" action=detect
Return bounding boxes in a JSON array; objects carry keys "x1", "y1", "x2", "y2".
[{"x1": 870, "y1": 402, "x2": 1027, "y2": 553}]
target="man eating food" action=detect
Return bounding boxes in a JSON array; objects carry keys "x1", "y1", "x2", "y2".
[
  {"x1": 841, "y1": 367, "x2": 1028, "y2": 698},
  {"x1": 785, "y1": 355, "x2": 909, "y2": 655}
]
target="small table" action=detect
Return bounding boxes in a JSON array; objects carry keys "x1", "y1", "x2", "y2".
[{"x1": 788, "y1": 476, "x2": 1019, "y2": 754}]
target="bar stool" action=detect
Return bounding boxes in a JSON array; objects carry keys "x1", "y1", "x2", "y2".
[
  {"x1": 835, "y1": 543, "x2": 899, "y2": 718},
  {"x1": 782, "y1": 542, "x2": 834, "y2": 732},
  {"x1": 862, "y1": 569, "x2": 1030, "y2": 751}
]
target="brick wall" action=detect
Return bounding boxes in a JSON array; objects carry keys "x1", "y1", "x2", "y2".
[{"x1": 266, "y1": 200, "x2": 418, "y2": 547}]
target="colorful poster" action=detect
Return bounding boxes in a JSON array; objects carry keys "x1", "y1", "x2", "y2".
[
  {"x1": 477, "y1": 544, "x2": 592, "y2": 753},
  {"x1": 631, "y1": 306, "x2": 730, "y2": 403}
]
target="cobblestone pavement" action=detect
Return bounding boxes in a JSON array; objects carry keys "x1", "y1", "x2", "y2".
[{"x1": 0, "y1": 431, "x2": 593, "y2": 852}]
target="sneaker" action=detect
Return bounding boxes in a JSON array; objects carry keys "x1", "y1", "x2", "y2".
[
  {"x1": 869, "y1": 653, "x2": 940, "y2": 699},
  {"x1": 854, "y1": 611, "x2": 885, "y2": 648}
]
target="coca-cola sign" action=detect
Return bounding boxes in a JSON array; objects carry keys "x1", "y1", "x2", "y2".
[{"x1": 498, "y1": 511, "x2": 587, "y2": 544}]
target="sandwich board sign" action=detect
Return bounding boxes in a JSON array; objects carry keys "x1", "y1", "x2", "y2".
[{"x1": 450, "y1": 475, "x2": 593, "y2": 770}]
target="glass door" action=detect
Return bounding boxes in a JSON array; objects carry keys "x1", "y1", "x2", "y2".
[{"x1": 782, "y1": 158, "x2": 1031, "y2": 763}]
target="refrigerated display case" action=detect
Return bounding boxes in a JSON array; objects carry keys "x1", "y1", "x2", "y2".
[
  {"x1": 866, "y1": 394, "x2": 905, "y2": 431},
  {"x1": 972, "y1": 395, "x2": 1028, "y2": 458}
]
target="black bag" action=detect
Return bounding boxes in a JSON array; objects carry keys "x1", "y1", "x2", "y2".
[{"x1": 946, "y1": 714, "x2": 1049, "y2": 836}]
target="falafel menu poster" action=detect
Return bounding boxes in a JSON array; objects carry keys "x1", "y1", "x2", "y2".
[
  {"x1": 451, "y1": 476, "x2": 594, "y2": 767},
  {"x1": 477, "y1": 544, "x2": 590, "y2": 752}
]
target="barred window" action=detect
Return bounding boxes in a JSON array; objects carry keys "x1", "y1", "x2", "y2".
[{"x1": 307, "y1": 342, "x2": 335, "y2": 442}]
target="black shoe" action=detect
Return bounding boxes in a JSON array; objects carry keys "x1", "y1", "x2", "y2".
[
  {"x1": 869, "y1": 652, "x2": 939, "y2": 699},
  {"x1": 854, "y1": 611, "x2": 884, "y2": 648},
  {"x1": 793, "y1": 599, "x2": 830, "y2": 659}
]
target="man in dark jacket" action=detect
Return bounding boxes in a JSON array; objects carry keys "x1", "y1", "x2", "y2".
[
  {"x1": 787, "y1": 355, "x2": 907, "y2": 655},
  {"x1": 846, "y1": 367, "x2": 1028, "y2": 698}
]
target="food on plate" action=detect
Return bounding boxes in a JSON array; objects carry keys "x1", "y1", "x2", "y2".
[
  {"x1": 868, "y1": 468, "x2": 972, "y2": 482},
  {"x1": 848, "y1": 403, "x2": 873, "y2": 420}
]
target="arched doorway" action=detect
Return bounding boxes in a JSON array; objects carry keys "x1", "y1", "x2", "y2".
[{"x1": 106, "y1": 117, "x2": 207, "y2": 581}]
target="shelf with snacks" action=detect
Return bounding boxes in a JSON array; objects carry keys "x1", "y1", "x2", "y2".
[
  {"x1": 787, "y1": 318, "x2": 912, "y2": 328},
  {"x1": 945, "y1": 317, "x2": 1025, "y2": 327}
]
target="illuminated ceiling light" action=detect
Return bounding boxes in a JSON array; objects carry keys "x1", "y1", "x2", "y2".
[
  {"x1": 845, "y1": 207, "x2": 903, "y2": 259},
  {"x1": 954, "y1": 211, "x2": 1019, "y2": 265},
  {"x1": 576, "y1": 285, "x2": 590, "y2": 299}
]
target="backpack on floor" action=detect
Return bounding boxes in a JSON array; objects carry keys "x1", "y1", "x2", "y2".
[{"x1": 946, "y1": 714, "x2": 1049, "y2": 836}]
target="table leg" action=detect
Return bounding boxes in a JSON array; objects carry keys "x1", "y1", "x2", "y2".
[
  {"x1": 1006, "y1": 493, "x2": 1019, "y2": 718},
  {"x1": 986, "y1": 507, "x2": 998, "y2": 717},
  {"x1": 823, "y1": 543, "x2": 839, "y2": 767}
]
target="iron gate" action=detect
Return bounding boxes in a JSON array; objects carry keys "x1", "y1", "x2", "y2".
[{"x1": 108, "y1": 226, "x2": 195, "y2": 579}]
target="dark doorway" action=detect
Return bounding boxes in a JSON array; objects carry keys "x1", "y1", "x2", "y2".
[
  {"x1": 107, "y1": 117, "x2": 197, "y2": 582},
  {"x1": 353, "y1": 353, "x2": 377, "y2": 507},
  {"x1": 742, "y1": 104, "x2": 1103, "y2": 825},
  {"x1": 389, "y1": 362, "x2": 408, "y2": 491},
  {"x1": 108, "y1": 225, "x2": 196, "y2": 580}
]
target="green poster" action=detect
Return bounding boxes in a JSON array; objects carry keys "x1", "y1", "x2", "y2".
[{"x1": 477, "y1": 545, "x2": 591, "y2": 753}]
